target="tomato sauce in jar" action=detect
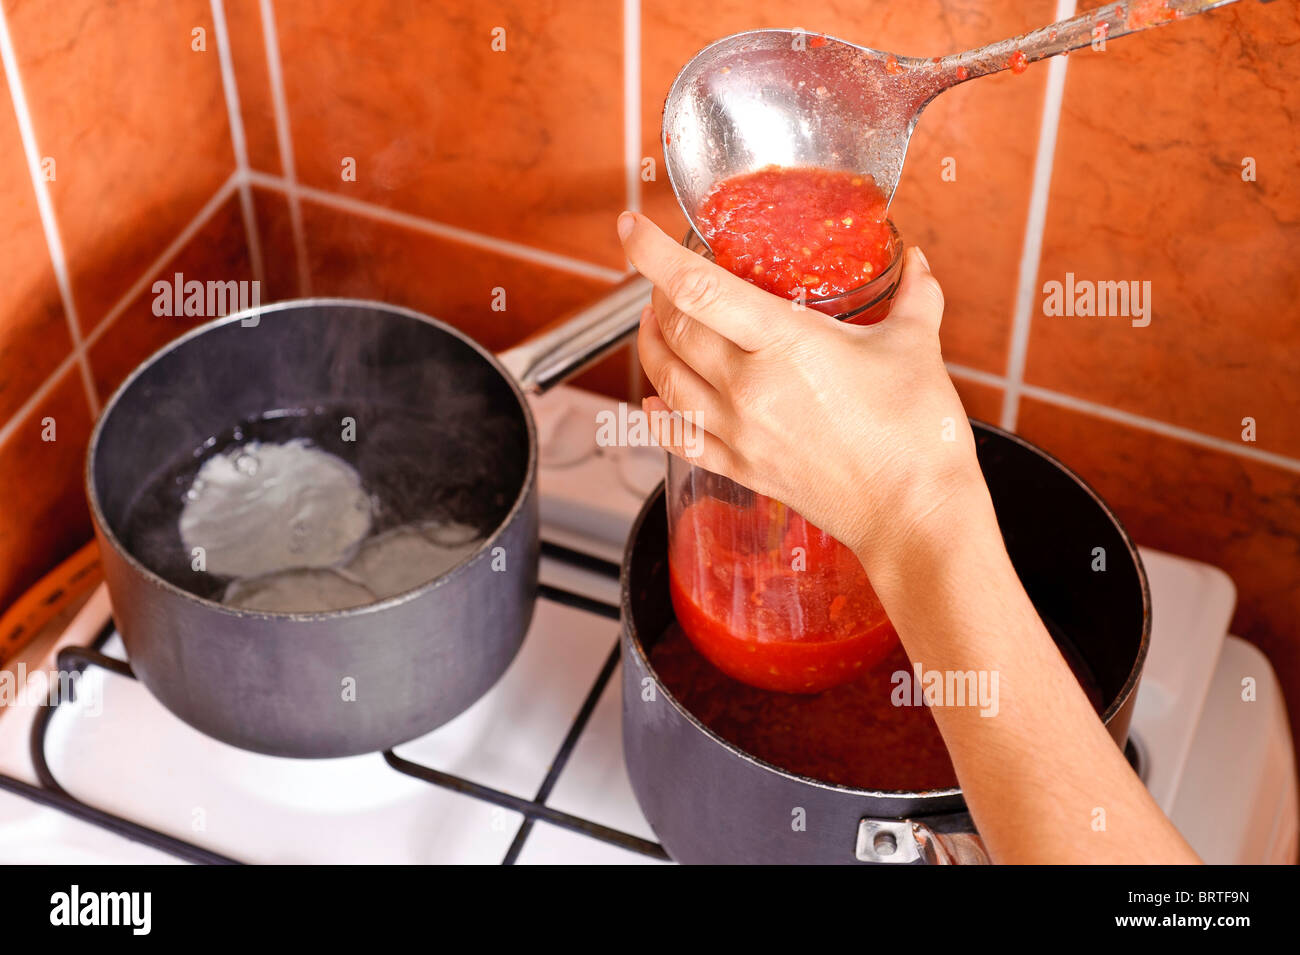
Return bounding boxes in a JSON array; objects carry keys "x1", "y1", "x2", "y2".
[
  {"x1": 668, "y1": 164, "x2": 902, "y2": 694},
  {"x1": 695, "y1": 166, "x2": 894, "y2": 301},
  {"x1": 668, "y1": 494, "x2": 898, "y2": 694}
]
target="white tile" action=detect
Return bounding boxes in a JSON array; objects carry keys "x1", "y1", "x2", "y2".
[
  {"x1": 41, "y1": 665, "x2": 523, "y2": 864},
  {"x1": 391, "y1": 598, "x2": 619, "y2": 799},
  {"x1": 35, "y1": 594, "x2": 619, "y2": 864}
]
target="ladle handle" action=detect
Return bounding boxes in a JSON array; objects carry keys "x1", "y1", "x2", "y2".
[
  {"x1": 938, "y1": 0, "x2": 1263, "y2": 84},
  {"x1": 497, "y1": 273, "x2": 651, "y2": 395}
]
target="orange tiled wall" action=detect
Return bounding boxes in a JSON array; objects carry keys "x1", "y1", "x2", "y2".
[{"x1": 1, "y1": 3, "x2": 1297, "y2": 747}]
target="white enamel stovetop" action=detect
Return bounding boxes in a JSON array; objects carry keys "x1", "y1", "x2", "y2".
[{"x1": 0, "y1": 386, "x2": 1293, "y2": 864}]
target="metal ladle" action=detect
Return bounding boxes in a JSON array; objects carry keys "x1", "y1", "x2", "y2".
[{"x1": 662, "y1": 0, "x2": 1270, "y2": 239}]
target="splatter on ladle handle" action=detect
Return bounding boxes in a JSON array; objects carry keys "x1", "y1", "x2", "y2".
[{"x1": 936, "y1": 0, "x2": 1257, "y2": 85}]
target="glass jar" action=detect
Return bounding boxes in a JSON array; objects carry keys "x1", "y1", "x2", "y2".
[{"x1": 666, "y1": 222, "x2": 905, "y2": 693}]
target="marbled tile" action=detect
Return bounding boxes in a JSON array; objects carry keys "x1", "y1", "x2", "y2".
[
  {"x1": 952, "y1": 376, "x2": 1004, "y2": 424},
  {"x1": 86, "y1": 197, "x2": 252, "y2": 401},
  {"x1": 641, "y1": 0, "x2": 1059, "y2": 374},
  {"x1": 0, "y1": 61, "x2": 71, "y2": 423},
  {"x1": 251, "y1": 185, "x2": 300, "y2": 301},
  {"x1": 3, "y1": 0, "x2": 235, "y2": 334},
  {"x1": 298, "y1": 197, "x2": 632, "y2": 398},
  {"x1": 1017, "y1": 395, "x2": 1300, "y2": 758},
  {"x1": 1024, "y1": 0, "x2": 1300, "y2": 457},
  {"x1": 270, "y1": 0, "x2": 626, "y2": 271},
  {"x1": 0, "y1": 364, "x2": 93, "y2": 609}
]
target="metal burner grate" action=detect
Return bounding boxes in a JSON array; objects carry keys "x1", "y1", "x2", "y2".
[{"x1": 0, "y1": 543, "x2": 670, "y2": 865}]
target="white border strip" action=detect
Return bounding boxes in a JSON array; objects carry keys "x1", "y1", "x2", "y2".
[
  {"x1": 0, "y1": 161, "x2": 1293, "y2": 479},
  {"x1": 624, "y1": 0, "x2": 643, "y2": 400},
  {"x1": 946, "y1": 363, "x2": 1300, "y2": 476},
  {"x1": 0, "y1": 3, "x2": 99, "y2": 416},
  {"x1": 999, "y1": 0, "x2": 1077, "y2": 432},
  {"x1": 6, "y1": 0, "x2": 1292, "y2": 481},
  {"x1": 1020, "y1": 383, "x2": 1300, "y2": 475},
  {"x1": 210, "y1": 0, "x2": 265, "y2": 287},
  {"x1": 623, "y1": 0, "x2": 641, "y2": 216},
  {"x1": 946, "y1": 361, "x2": 1008, "y2": 390},
  {"x1": 247, "y1": 170, "x2": 627, "y2": 283},
  {"x1": 258, "y1": 0, "x2": 311, "y2": 295}
]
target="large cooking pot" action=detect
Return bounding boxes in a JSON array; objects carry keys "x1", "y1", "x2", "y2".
[
  {"x1": 87, "y1": 280, "x2": 648, "y2": 758},
  {"x1": 620, "y1": 422, "x2": 1150, "y2": 864}
]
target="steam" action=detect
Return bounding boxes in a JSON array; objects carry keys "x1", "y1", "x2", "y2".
[{"x1": 108, "y1": 303, "x2": 529, "y2": 613}]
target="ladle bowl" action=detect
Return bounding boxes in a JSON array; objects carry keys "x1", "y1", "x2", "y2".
[{"x1": 662, "y1": 1, "x2": 1260, "y2": 241}]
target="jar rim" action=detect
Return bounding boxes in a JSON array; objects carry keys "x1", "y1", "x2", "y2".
[{"x1": 683, "y1": 220, "x2": 904, "y2": 321}]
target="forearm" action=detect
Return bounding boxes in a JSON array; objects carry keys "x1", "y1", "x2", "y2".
[{"x1": 856, "y1": 477, "x2": 1200, "y2": 864}]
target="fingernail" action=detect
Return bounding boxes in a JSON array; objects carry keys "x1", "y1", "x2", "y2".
[
  {"x1": 913, "y1": 247, "x2": 931, "y2": 271},
  {"x1": 617, "y1": 211, "x2": 636, "y2": 241},
  {"x1": 639, "y1": 304, "x2": 654, "y2": 325}
]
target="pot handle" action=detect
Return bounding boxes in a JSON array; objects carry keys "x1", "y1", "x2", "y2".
[
  {"x1": 497, "y1": 274, "x2": 652, "y2": 395},
  {"x1": 856, "y1": 813, "x2": 992, "y2": 865}
]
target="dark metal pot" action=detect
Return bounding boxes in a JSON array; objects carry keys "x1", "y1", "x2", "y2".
[
  {"x1": 87, "y1": 280, "x2": 648, "y2": 758},
  {"x1": 620, "y1": 422, "x2": 1150, "y2": 864}
]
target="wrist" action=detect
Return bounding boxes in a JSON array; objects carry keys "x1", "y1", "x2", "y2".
[{"x1": 851, "y1": 459, "x2": 1000, "y2": 591}]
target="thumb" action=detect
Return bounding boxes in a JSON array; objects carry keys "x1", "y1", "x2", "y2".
[{"x1": 889, "y1": 247, "x2": 945, "y2": 333}]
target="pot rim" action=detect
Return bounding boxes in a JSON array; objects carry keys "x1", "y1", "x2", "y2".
[
  {"x1": 84, "y1": 296, "x2": 539, "y2": 623},
  {"x1": 969, "y1": 417, "x2": 1152, "y2": 727},
  {"x1": 620, "y1": 418, "x2": 1151, "y2": 801}
]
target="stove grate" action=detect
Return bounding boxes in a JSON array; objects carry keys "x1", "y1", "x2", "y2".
[{"x1": 0, "y1": 549, "x2": 670, "y2": 865}]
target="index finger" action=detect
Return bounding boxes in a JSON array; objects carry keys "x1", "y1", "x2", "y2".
[{"x1": 617, "y1": 211, "x2": 802, "y2": 352}]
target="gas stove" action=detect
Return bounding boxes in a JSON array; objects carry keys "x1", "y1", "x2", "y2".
[{"x1": 0, "y1": 385, "x2": 1294, "y2": 864}]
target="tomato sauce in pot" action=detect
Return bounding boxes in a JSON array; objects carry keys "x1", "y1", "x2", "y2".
[{"x1": 649, "y1": 620, "x2": 1106, "y2": 792}]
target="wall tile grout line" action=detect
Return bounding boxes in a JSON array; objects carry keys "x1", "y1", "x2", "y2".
[
  {"x1": 946, "y1": 362, "x2": 1009, "y2": 390},
  {"x1": 623, "y1": 0, "x2": 641, "y2": 217},
  {"x1": 210, "y1": 0, "x2": 266, "y2": 288},
  {"x1": 0, "y1": 3, "x2": 99, "y2": 417},
  {"x1": 4, "y1": 8, "x2": 1292, "y2": 483},
  {"x1": 946, "y1": 361, "x2": 1300, "y2": 476},
  {"x1": 623, "y1": 0, "x2": 643, "y2": 402},
  {"x1": 0, "y1": 172, "x2": 1294, "y2": 478},
  {"x1": 1019, "y1": 384, "x2": 1300, "y2": 476},
  {"x1": 246, "y1": 170, "x2": 628, "y2": 283},
  {"x1": 258, "y1": 0, "x2": 311, "y2": 296},
  {"x1": 0, "y1": 353, "x2": 79, "y2": 451},
  {"x1": 84, "y1": 173, "x2": 242, "y2": 350},
  {"x1": 998, "y1": 0, "x2": 1076, "y2": 433}
]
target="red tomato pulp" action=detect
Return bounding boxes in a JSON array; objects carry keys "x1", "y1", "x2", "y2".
[
  {"x1": 670, "y1": 165, "x2": 902, "y2": 693},
  {"x1": 669, "y1": 496, "x2": 897, "y2": 693},
  {"x1": 695, "y1": 166, "x2": 894, "y2": 301}
]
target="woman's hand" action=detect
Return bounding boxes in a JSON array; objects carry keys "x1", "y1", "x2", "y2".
[
  {"x1": 619, "y1": 210, "x2": 1201, "y2": 864},
  {"x1": 618, "y1": 210, "x2": 984, "y2": 574}
]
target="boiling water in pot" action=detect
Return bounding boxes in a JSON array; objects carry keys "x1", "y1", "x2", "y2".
[{"x1": 118, "y1": 403, "x2": 523, "y2": 612}]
